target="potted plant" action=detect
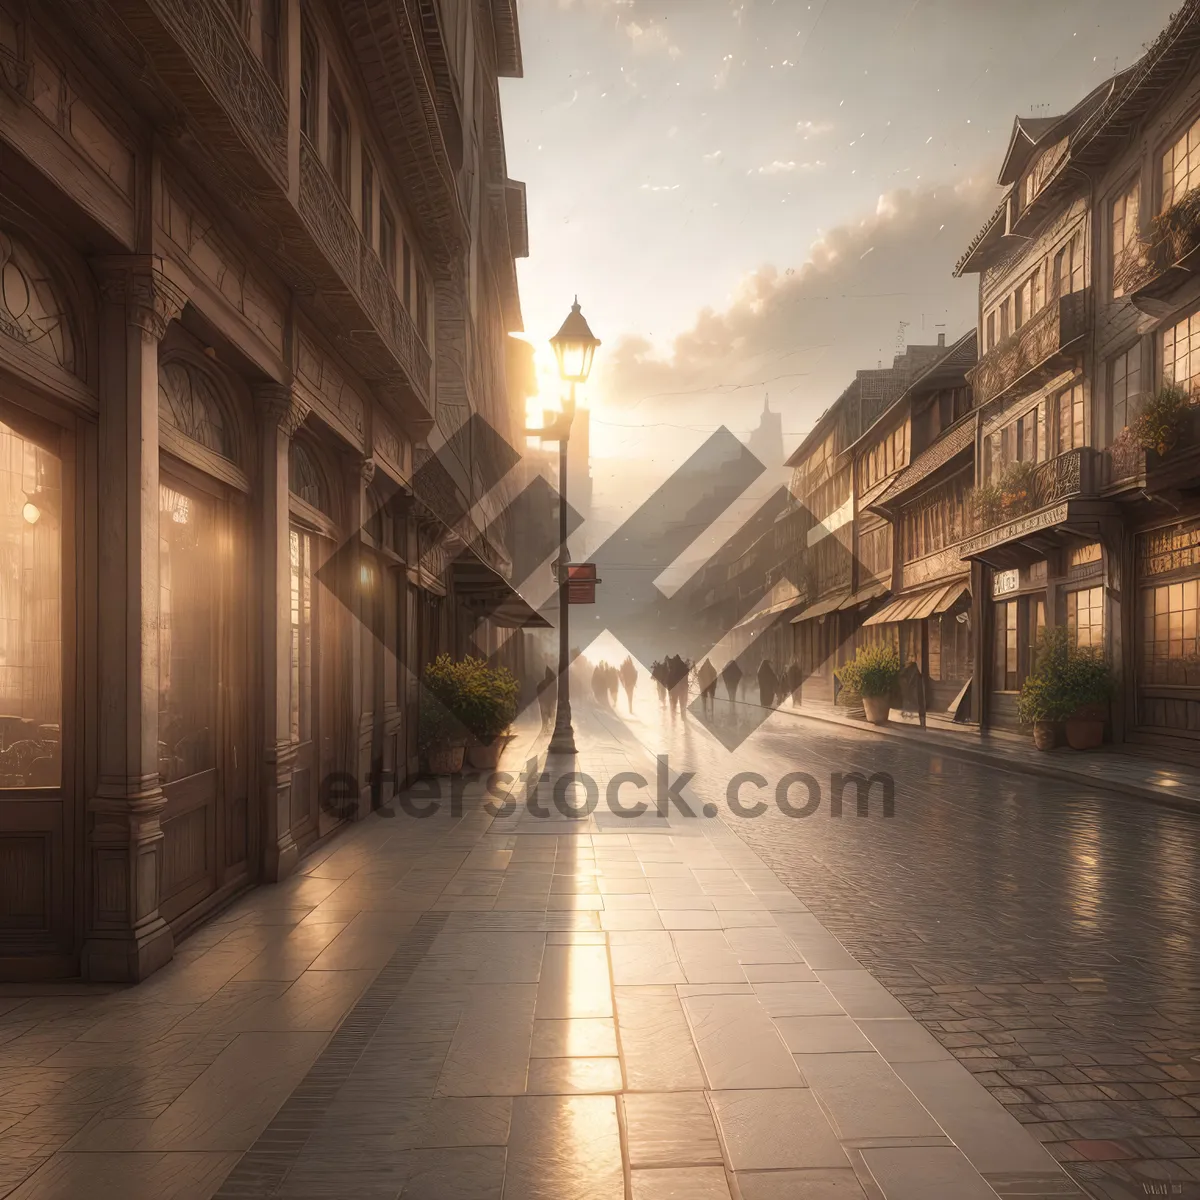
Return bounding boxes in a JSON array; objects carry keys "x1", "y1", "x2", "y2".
[
  {"x1": 419, "y1": 654, "x2": 470, "y2": 774},
  {"x1": 1017, "y1": 628, "x2": 1073, "y2": 750},
  {"x1": 835, "y1": 643, "x2": 901, "y2": 725},
  {"x1": 1131, "y1": 384, "x2": 1195, "y2": 458},
  {"x1": 998, "y1": 460, "x2": 1039, "y2": 519},
  {"x1": 459, "y1": 657, "x2": 520, "y2": 770},
  {"x1": 1063, "y1": 648, "x2": 1114, "y2": 751}
]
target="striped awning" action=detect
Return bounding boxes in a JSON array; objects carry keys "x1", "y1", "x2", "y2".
[
  {"x1": 837, "y1": 580, "x2": 890, "y2": 610},
  {"x1": 862, "y1": 581, "x2": 970, "y2": 627}
]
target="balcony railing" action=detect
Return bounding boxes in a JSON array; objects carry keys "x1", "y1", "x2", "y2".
[
  {"x1": 959, "y1": 448, "x2": 1097, "y2": 555},
  {"x1": 1114, "y1": 190, "x2": 1200, "y2": 300},
  {"x1": 298, "y1": 139, "x2": 432, "y2": 400},
  {"x1": 968, "y1": 289, "x2": 1089, "y2": 407}
]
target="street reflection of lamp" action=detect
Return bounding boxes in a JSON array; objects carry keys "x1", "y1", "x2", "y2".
[{"x1": 537, "y1": 299, "x2": 601, "y2": 756}]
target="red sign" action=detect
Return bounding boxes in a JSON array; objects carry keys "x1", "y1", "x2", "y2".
[{"x1": 567, "y1": 562, "x2": 600, "y2": 605}]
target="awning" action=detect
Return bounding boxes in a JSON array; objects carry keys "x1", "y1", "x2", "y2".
[
  {"x1": 862, "y1": 581, "x2": 970, "y2": 627},
  {"x1": 791, "y1": 590, "x2": 850, "y2": 623},
  {"x1": 837, "y1": 580, "x2": 889, "y2": 610},
  {"x1": 730, "y1": 590, "x2": 807, "y2": 632},
  {"x1": 450, "y1": 557, "x2": 552, "y2": 629}
]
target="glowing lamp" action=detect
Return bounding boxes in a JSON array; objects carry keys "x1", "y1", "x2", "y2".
[
  {"x1": 21, "y1": 501, "x2": 40, "y2": 525},
  {"x1": 550, "y1": 298, "x2": 601, "y2": 385}
]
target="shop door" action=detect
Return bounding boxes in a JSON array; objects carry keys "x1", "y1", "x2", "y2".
[{"x1": 157, "y1": 475, "x2": 250, "y2": 925}]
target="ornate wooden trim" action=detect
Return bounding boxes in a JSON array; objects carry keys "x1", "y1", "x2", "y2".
[
  {"x1": 92, "y1": 255, "x2": 191, "y2": 340},
  {"x1": 257, "y1": 382, "x2": 311, "y2": 439}
]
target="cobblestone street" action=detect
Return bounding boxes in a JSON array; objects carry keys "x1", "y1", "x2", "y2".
[
  {"x1": 0, "y1": 693, "x2": 1197, "y2": 1199},
  {"x1": 606, "y1": 690, "x2": 1200, "y2": 1200}
]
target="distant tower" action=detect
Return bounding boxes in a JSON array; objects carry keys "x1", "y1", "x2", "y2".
[{"x1": 747, "y1": 394, "x2": 784, "y2": 472}]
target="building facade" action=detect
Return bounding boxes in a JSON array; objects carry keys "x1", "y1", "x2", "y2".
[{"x1": 0, "y1": 0, "x2": 530, "y2": 981}]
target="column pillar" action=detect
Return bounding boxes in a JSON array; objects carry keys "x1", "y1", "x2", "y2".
[
  {"x1": 83, "y1": 255, "x2": 189, "y2": 983},
  {"x1": 258, "y1": 384, "x2": 310, "y2": 882},
  {"x1": 347, "y1": 455, "x2": 373, "y2": 821}
]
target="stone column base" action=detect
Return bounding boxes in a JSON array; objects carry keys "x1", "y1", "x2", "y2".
[{"x1": 81, "y1": 916, "x2": 174, "y2": 983}]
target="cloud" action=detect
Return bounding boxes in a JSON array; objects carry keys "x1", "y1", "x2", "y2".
[
  {"x1": 623, "y1": 19, "x2": 681, "y2": 57},
  {"x1": 593, "y1": 179, "x2": 990, "y2": 427},
  {"x1": 702, "y1": 150, "x2": 724, "y2": 163},
  {"x1": 754, "y1": 160, "x2": 825, "y2": 175},
  {"x1": 796, "y1": 120, "x2": 834, "y2": 138}
]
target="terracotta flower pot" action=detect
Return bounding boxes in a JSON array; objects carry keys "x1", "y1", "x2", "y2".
[
  {"x1": 862, "y1": 694, "x2": 890, "y2": 725},
  {"x1": 426, "y1": 743, "x2": 465, "y2": 775},
  {"x1": 1032, "y1": 720, "x2": 1060, "y2": 751},
  {"x1": 466, "y1": 738, "x2": 505, "y2": 770},
  {"x1": 1065, "y1": 716, "x2": 1105, "y2": 751}
]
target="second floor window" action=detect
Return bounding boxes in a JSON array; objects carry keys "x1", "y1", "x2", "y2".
[
  {"x1": 1054, "y1": 233, "x2": 1084, "y2": 297},
  {"x1": 1162, "y1": 310, "x2": 1200, "y2": 395},
  {"x1": 327, "y1": 81, "x2": 350, "y2": 199},
  {"x1": 1161, "y1": 115, "x2": 1200, "y2": 212},
  {"x1": 380, "y1": 200, "x2": 398, "y2": 280},
  {"x1": 361, "y1": 151, "x2": 375, "y2": 246},
  {"x1": 300, "y1": 19, "x2": 318, "y2": 142},
  {"x1": 1110, "y1": 344, "x2": 1142, "y2": 436},
  {"x1": 1111, "y1": 180, "x2": 1141, "y2": 298},
  {"x1": 1057, "y1": 382, "x2": 1085, "y2": 452}
]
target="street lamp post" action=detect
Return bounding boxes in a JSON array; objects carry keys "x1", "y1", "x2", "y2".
[{"x1": 545, "y1": 299, "x2": 600, "y2": 756}]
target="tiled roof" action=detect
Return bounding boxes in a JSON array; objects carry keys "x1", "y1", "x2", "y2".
[{"x1": 871, "y1": 416, "x2": 975, "y2": 510}]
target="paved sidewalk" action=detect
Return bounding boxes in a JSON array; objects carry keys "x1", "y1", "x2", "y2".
[
  {"x1": 0, "y1": 714, "x2": 1085, "y2": 1199},
  {"x1": 758, "y1": 696, "x2": 1200, "y2": 812}
]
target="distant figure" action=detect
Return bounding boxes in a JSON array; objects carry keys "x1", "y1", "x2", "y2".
[
  {"x1": 786, "y1": 660, "x2": 803, "y2": 707},
  {"x1": 651, "y1": 660, "x2": 668, "y2": 706},
  {"x1": 607, "y1": 664, "x2": 620, "y2": 707},
  {"x1": 537, "y1": 666, "x2": 557, "y2": 729},
  {"x1": 721, "y1": 659, "x2": 743, "y2": 705},
  {"x1": 667, "y1": 654, "x2": 691, "y2": 719},
  {"x1": 697, "y1": 659, "x2": 718, "y2": 717},
  {"x1": 619, "y1": 657, "x2": 638, "y2": 714},
  {"x1": 592, "y1": 662, "x2": 609, "y2": 706},
  {"x1": 757, "y1": 658, "x2": 778, "y2": 708}
]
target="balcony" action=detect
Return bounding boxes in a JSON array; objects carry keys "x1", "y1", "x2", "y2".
[
  {"x1": 958, "y1": 448, "x2": 1101, "y2": 567},
  {"x1": 1116, "y1": 192, "x2": 1200, "y2": 315},
  {"x1": 968, "y1": 289, "x2": 1089, "y2": 407}
]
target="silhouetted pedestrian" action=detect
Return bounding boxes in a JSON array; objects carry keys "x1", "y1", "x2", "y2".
[
  {"x1": 697, "y1": 659, "x2": 718, "y2": 717},
  {"x1": 619, "y1": 657, "x2": 638, "y2": 713},
  {"x1": 757, "y1": 658, "x2": 778, "y2": 708},
  {"x1": 721, "y1": 659, "x2": 743, "y2": 705},
  {"x1": 536, "y1": 666, "x2": 556, "y2": 729}
]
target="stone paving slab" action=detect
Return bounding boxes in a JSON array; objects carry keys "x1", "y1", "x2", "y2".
[{"x1": 0, "y1": 712, "x2": 1091, "y2": 1200}]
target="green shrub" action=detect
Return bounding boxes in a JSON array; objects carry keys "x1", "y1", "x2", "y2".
[
  {"x1": 1017, "y1": 628, "x2": 1114, "y2": 724},
  {"x1": 418, "y1": 654, "x2": 518, "y2": 748},
  {"x1": 1131, "y1": 384, "x2": 1195, "y2": 457},
  {"x1": 835, "y1": 643, "x2": 901, "y2": 701}
]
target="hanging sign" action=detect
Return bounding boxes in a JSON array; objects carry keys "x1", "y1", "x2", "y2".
[{"x1": 567, "y1": 562, "x2": 600, "y2": 605}]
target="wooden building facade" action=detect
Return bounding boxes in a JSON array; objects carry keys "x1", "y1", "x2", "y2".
[{"x1": 0, "y1": 0, "x2": 530, "y2": 980}]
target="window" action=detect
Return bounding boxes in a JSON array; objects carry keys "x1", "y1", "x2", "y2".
[
  {"x1": 1110, "y1": 344, "x2": 1141, "y2": 437},
  {"x1": 416, "y1": 271, "x2": 429, "y2": 340},
  {"x1": 380, "y1": 200, "x2": 397, "y2": 282},
  {"x1": 1057, "y1": 383, "x2": 1085, "y2": 452},
  {"x1": 1000, "y1": 297, "x2": 1012, "y2": 339},
  {"x1": 1055, "y1": 233, "x2": 1084, "y2": 297},
  {"x1": 158, "y1": 481, "x2": 218, "y2": 783},
  {"x1": 1162, "y1": 310, "x2": 1200, "y2": 396},
  {"x1": 995, "y1": 600, "x2": 1018, "y2": 691},
  {"x1": 1111, "y1": 179, "x2": 1141, "y2": 298},
  {"x1": 1067, "y1": 586, "x2": 1104, "y2": 649},
  {"x1": 986, "y1": 311, "x2": 996, "y2": 351},
  {"x1": 402, "y1": 237, "x2": 413, "y2": 310},
  {"x1": 0, "y1": 418, "x2": 62, "y2": 789},
  {"x1": 158, "y1": 361, "x2": 234, "y2": 460},
  {"x1": 289, "y1": 528, "x2": 314, "y2": 743},
  {"x1": 1161, "y1": 114, "x2": 1200, "y2": 213},
  {"x1": 361, "y1": 150, "x2": 375, "y2": 246},
  {"x1": 1016, "y1": 411, "x2": 1036, "y2": 462},
  {"x1": 1016, "y1": 275, "x2": 1033, "y2": 329},
  {"x1": 1142, "y1": 578, "x2": 1200, "y2": 685},
  {"x1": 260, "y1": 0, "x2": 282, "y2": 85},
  {"x1": 299, "y1": 17, "x2": 318, "y2": 142},
  {"x1": 289, "y1": 441, "x2": 328, "y2": 514},
  {"x1": 327, "y1": 79, "x2": 350, "y2": 199}
]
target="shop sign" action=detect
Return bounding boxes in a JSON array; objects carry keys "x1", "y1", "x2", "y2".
[{"x1": 992, "y1": 568, "x2": 1019, "y2": 598}]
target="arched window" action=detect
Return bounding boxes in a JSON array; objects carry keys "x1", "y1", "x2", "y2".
[
  {"x1": 0, "y1": 230, "x2": 76, "y2": 374},
  {"x1": 289, "y1": 440, "x2": 329, "y2": 514},
  {"x1": 158, "y1": 361, "x2": 234, "y2": 460}
]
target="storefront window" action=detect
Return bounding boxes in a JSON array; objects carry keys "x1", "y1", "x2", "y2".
[
  {"x1": 290, "y1": 528, "x2": 314, "y2": 744},
  {"x1": 158, "y1": 482, "x2": 218, "y2": 783},
  {"x1": 0, "y1": 419, "x2": 61, "y2": 788},
  {"x1": 1066, "y1": 586, "x2": 1104, "y2": 650},
  {"x1": 1142, "y1": 579, "x2": 1200, "y2": 685},
  {"x1": 995, "y1": 600, "x2": 1018, "y2": 691}
]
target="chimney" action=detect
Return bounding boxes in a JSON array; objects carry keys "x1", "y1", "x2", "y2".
[{"x1": 937, "y1": 332, "x2": 946, "y2": 348}]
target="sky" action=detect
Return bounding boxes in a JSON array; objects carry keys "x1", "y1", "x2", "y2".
[{"x1": 498, "y1": 0, "x2": 1179, "y2": 528}]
